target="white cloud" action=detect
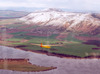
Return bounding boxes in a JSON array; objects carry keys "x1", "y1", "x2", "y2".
[
  {"x1": 81, "y1": 0, "x2": 100, "y2": 11},
  {"x1": 0, "y1": 0, "x2": 100, "y2": 12},
  {"x1": 0, "y1": 0, "x2": 69, "y2": 8},
  {"x1": 0, "y1": 1, "x2": 46, "y2": 7}
]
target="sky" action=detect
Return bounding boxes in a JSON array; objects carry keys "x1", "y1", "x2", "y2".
[{"x1": 0, "y1": 0, "x2": 100, "y2": 12}]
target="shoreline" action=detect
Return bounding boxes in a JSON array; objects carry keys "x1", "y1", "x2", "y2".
[
  {"x1": 1, "y1": 45, "x2": 100, "y2": 59},
  {"x1": 0, "y1": 58, "x2": 57, "y2": 72},
  {"x1": 0, "y1": 46, "x2": 100, "y2": 74},
  {"x1": 13, "y1": 47, "x2": 100, "y2": 59}
]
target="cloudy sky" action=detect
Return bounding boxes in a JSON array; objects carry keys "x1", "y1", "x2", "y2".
[{"x1": 0, "y1": 0, "x2": 100, "y2": 12}]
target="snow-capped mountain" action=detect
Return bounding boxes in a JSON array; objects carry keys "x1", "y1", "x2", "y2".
[{"x1": 20, "y1": 8, "x2": 100, "y2": 34}]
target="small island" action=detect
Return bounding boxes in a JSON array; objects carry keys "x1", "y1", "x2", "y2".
[{"x1": 0, "y1": 59, "x2": 57, "y2": 72}]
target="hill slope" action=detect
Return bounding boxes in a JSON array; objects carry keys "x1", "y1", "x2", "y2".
[
  {"x1": 20, "y1": 8, "x2": 100, "y2": 35},
  {"x1": 0, "y1": 10, "x2": 29, "y2": 19}
]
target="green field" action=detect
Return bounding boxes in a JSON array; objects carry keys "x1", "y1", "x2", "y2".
[
  {"x1": 1, "y1": 18, "x2": 100, "y2": 58},
  {"x1": 5, "y1": 36, "x2": 100, "y2": 58}
]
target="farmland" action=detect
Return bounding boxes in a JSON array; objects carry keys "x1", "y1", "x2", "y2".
[{"x1": 0, "y1": 18, "x2": 100, "y2": 58}]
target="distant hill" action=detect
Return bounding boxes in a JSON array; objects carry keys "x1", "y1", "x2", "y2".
[
  {"x1": 20, "y1": 8, "x2": 100, "y2": 35},
  {"x1": 0, "y1": 10, "x2": 30, "y2": 19}
]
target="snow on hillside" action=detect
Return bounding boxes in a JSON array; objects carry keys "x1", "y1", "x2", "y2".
[{"x1": 20, "y1": 8, "x2": 100, "y2": 28}]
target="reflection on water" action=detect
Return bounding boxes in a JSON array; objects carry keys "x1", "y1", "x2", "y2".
[{"x1": 0, "y1": 46, "x2": 100, "y2": 74}]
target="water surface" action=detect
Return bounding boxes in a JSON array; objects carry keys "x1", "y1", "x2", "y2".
[{"x1": 0, "y1": 46, "x2": 100, "y2": 74}]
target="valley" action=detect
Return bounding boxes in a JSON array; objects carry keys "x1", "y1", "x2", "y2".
[
  {"x1": 0, "y1": 19, "x2": 100, "y2": 58},
  {"x1": 0, "y1": 9, "x2": 100, "y2": 58}
]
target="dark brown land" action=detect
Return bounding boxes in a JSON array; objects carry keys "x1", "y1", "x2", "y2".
[{"x1": 0, "y1": 59, "x2": 57, "y2": 72}]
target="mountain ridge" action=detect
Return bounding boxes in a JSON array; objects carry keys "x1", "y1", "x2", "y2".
[{"x1": 20, "y1": 8, "x2": 100, "y2": 35}]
